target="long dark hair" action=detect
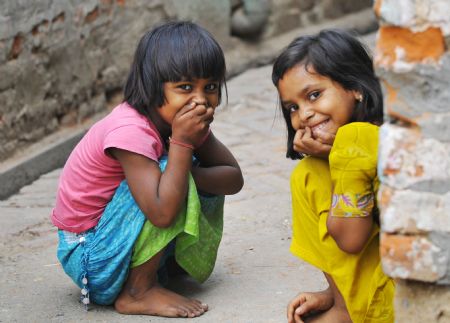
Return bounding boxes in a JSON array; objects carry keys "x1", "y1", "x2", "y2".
[
  {"x1": 272, "y1": 29, "x2": 383, "y2": 160},
  {"x1": 124, "y1": 21, "x2": 227, "y2": 120}
]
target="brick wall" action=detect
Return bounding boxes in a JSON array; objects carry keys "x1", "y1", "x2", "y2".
[{"x1": 374, "y1": 0, "x2": 450, "y2": 321}]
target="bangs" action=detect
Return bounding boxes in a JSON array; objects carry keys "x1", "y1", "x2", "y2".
[
  {"x1": 153, "y1": 25, "x2": 226, "y2": 82},
  {"x1": 124, "y1": 21, "x2": 227, "y2": 118}
]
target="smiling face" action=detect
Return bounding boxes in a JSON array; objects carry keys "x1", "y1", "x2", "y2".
[
  {"x1": 278, "y1": 63, "x2": 359, "y2": 137},
  {"x1": 156, "y1": 78, "x2": 220, "y2": 125}
]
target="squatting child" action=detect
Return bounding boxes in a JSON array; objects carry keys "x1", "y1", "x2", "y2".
[
  {"x1": 52, "y1": 21, "x2": 243, "y2": 318},
  {"x1": 272, "y1": 29, "x2": 395, "y2": 322}
]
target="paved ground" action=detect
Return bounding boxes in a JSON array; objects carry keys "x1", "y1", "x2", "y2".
[
  {"x1": 0, "y1": 64, "x2": 328, "y2": 322},
  {"x1": 0, "y1": 27, "x2": 377, "y2": 321}
]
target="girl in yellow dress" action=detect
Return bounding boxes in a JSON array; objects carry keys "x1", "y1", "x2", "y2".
[{"x1": 272, "y1": 29, "x2": 395, "y2": 322}]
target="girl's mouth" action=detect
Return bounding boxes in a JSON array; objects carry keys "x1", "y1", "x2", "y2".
[{"x1": 311, "y1": 119, "x2": 329, "y2": 133}]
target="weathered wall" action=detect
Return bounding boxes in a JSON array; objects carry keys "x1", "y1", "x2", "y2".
[
  {"x1": 0, "y1": 0, "x2": 372, "y2": 162},
  {"x1": 375, "y1": 0, "x2": 450, "y2": 321}
]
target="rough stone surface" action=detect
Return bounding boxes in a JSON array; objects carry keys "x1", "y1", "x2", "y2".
[
  {"x1": 376, "y1": 0, "x2": 450, "y2": 35},
  {"x1": 380, "y1": 187, "x2": 450, "y2": 234},
  {"x1": 376, "y1": 55, "x2": 450, "y2": 141},
  {"x1": 165, "y1": 0, "x2": 232, "y2": 47},
  {"x1": 378, "y1": 124, "x2": 450, "y2": 192},
  {"x1": 376, "y1": 0, "x2": 450, "y2": 317},
  {"x1": 0, "y1": 1, "x2": 374, "y2": 163},
  {"x1": 381, "y1": 233, "x2": 450, "y2": 284},
  {"x1": 394, "y1": 279, "x2": 450, "y2": 322}
]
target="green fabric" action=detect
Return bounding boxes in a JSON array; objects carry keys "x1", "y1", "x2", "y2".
[{"x1": 131, "y1": 173, "x2": 224, "y2": 283}]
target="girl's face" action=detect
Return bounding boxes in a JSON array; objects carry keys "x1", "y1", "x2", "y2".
[
  {"x1": 157, "y1": 78, "x2": 220, "y2": 125},
  {"x1": 278, "y1": 64, "x2": 360, "y2": 137}
]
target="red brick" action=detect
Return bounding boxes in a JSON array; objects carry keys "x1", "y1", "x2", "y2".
[
  {"x1": 381, "y1": 233, "x2": 443, "y2": 282},
  {"x1": 8, "y1": 34, "x2": 23, "y2": 60},
  {"x1": 376, "y1": 26, "x2": 445, "y2": 65},
  {"x1": 84, "y1": 7, "x2": 99, "y2": 24}
]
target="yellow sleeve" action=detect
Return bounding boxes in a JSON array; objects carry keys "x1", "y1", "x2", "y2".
[{"x1": 329, "y1": 123, "x2": 379, "y2": 218}]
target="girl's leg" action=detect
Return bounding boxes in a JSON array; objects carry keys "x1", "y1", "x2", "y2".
[{"x1": 114, "y1": 248, "x2": 208, "y2": 317}]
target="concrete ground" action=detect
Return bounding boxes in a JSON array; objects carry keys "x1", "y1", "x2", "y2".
[{"x1": 0, "y1": 64, "x2": 328, "y2": 323}]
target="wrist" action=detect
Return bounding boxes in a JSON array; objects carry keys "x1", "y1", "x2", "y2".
[{"x1": 169, "y1": 137, "x2": 195, "y2": 150}]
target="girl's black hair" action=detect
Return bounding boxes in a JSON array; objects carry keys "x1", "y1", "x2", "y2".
[
  {"x1": 272, "y1": 29, "x2": 383, "y2": 160},
  {"x1": 124, "y1": 21, "x2": 227, "y2": 120}
]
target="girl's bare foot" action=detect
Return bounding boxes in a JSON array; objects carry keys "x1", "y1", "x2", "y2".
[
  {"x1": 287, "y1": 288, "x2": 334, "y2": 323},
  {"x1": 115, "y1": 284, "x2": 208, "y2": 317},
  {"x1": 114, "y1": 248, "x2": 207, "y2": 318}
]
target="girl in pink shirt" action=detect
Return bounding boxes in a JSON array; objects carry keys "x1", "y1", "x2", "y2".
[{"x1": 53, "y1": 21, "x2": 243, "y2": 318}]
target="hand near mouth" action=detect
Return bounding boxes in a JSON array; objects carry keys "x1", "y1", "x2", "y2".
[{"x1": 293, "y1": 127, "x2": 335, "y2": 159}]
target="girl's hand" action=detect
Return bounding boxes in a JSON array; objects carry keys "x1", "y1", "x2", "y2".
[
  {"x1": 293, "y1": 127, "x2": 335, "y2": 158},
  {"x1": 288, "y1": 292, "x2": 315, "y2": 323},
  {"x1": 287, "y1": 290, "x2": 334, "y2": 323},
  {"x1": 171, "y1": 102, "x2": 214, "y2": 147}
]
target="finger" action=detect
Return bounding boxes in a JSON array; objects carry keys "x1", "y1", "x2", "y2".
[
  {"x1": 303, "y1": 140, "x2": 330, "y2": 155},
  {"x1": 287, "y1": 300, "x2": 299, "y2": 323},
  {"x1": 303, "y1": 127, "x2": 313, "y2": 139},
  {"x1": 193, "y1": 104, "x2": 208, "y2": 116},
  {"x1": 295, "y1": 300, "x2": 316, "y2": 317},
  {"x1": 315, "y1": 129, "x2": 335, "y2": 145},
  {"x1": 294, "y1": 133, "x2": 331, "y2": 157},
  {"x1": 287, "y1": 302, "x2": 295, "y2": 323},
  {"x1": 298, "y1": 132, "x2": 320, "y2": 151},
  {"x1": 293, "y1": 130, "x2": 306, "y2": 153},
  {"x1": 287, "y1": 295, "x2": 306, "y2": 323},
  {"x1": 293, "y1": 129, "x2": 305, "y2": 143},
  {"x1": 306, "y1": 139, "x2": 331, "y2": 151},
  {"x1": 203, "y1": 107, "x2": 215, "y2": 124},
  {"x1": 177, "y1": 102, "x2": 197, "y2": 116},
  {"x1": 296, "y1": 128, "x2": 306, "y2": 139},
  {"x1": 294, "y1": 312, "x2": 304, "y2": 323}
]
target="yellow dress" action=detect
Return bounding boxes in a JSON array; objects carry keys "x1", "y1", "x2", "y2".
[{"x1": 290, "y1": 122, "x2": 394, "y2": 323}]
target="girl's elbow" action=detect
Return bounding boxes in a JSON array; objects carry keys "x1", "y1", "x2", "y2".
[
  {"x1": 327, "y1": 228, "x2": 366, "y2": 254},
  {"x1": 222, "y1": 169, "x2": 244, "y2": 195},
  {"x1": 234, "y1": 173, "x2": 244, "y2": 194},
  {"x1": 151, "y1": 218, "x2": 174, "y2": 229},
  {"x1": 335, "y1": 239, "x2": 365, "y2": 254},
  {"x1": 143, "y1": 210, "x2": 176, "y2": 228}
]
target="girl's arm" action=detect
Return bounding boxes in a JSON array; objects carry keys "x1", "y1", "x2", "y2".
[
  {"x1": 110, "y1": 143, "x2": 193, "y2": 228},
  {"x1": 191, "y1": 131, "x2": 244, "y2": 195},
  {"x1": 109, "y1": 103, "x2": 211, "y2": 228},
  {"x1": 325, "y1": 123, "x2": 379, "y2": 254},
  {"x1": 326, "y1": 215, "x2": 373, "y2": 254}
]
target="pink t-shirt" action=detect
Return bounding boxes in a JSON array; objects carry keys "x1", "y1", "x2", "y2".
[{"x1": 51, "y1": 102, "x2": 164, "y2": 233}]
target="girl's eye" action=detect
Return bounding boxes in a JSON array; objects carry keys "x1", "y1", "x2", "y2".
[
  {"x1": 287, "y1": 104, "x2": 298, "y2": 113},
  {"x1": 308, "y1": 91, "x2": 320, "y2": 101},
  {"x1": 179, "y1": 84, "x2": 192, "y2": 91},
  {"x1": 205, "y1": 83, "x2": 219, "y2": 92}
]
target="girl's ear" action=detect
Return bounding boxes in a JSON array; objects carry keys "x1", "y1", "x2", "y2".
[{"x1": 352, "y1": 90, "x2": 363, "y2": 102}]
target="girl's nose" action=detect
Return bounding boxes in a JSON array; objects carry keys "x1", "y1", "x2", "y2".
[
  {"x1": 192, "y1": 95, "x2": 207, "y2": 106},
  {"x1": 300, "y1": 108, "x2": 314, "y2": 122},
  {"x1": 191, "y1": 87, "x2": 207, "y2": 104}
]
